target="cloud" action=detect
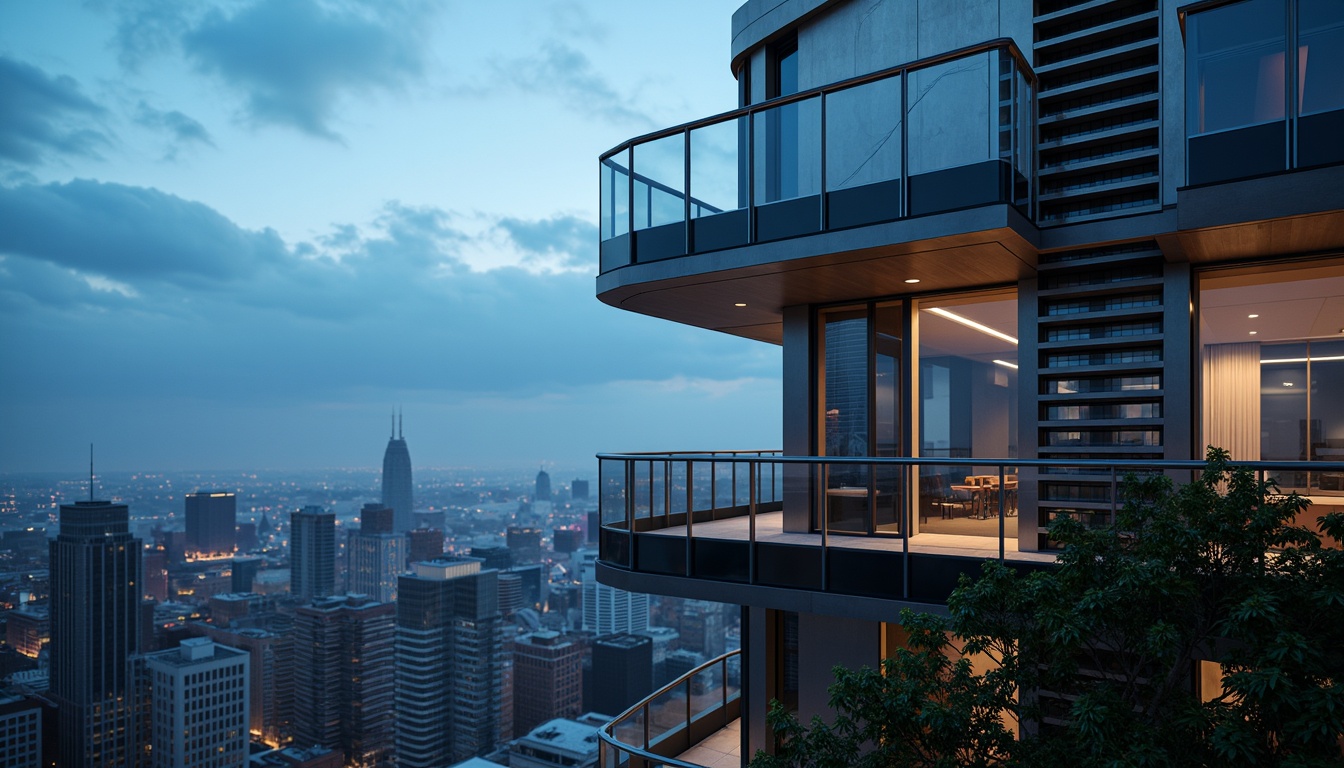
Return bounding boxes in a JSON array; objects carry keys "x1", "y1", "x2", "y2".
[
  {"x1": 135, "y1": 101, "x2": 214, "y2": 157},
  {"x1": 496, "y1": 215, "x2": 596, "y2": 270},
  {"x1": 0, "y1": 180, "x2": 287, "y2": 287},
  {"x1": 0, "y1": 56, "x2": 111, "y2": 164},
  {"x1": 182, "y1": 0, "x2": 431, "y2": 138},
  {"x1": 102, "y1": 0, "x2": 199, "y2": 71},
  {"x1": 0, "y1": 179, "x2": 777, "y2": 405},
  {"x1": 495, "y1": 42, "x2": 651, "y2": 126}
]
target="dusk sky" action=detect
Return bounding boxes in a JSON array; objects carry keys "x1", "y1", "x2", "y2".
[{"x1": 0, "y1": 0, "x2": 783, "y2": 473}]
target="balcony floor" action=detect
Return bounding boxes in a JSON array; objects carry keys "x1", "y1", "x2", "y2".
[
  {"x1": 676, "y1": 718, "x2": 741, "y2": 768},
  {"x1": 647, "y1": 510, "x2": 1057, "y2": 564}
]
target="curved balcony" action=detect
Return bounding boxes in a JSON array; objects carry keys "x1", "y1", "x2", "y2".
[
  {"x1": 597, "y1": 649, "x2": 742, "y2": 768},
  {"x1": 596, "y1": 40, "x2": 1037, "y2": 342}
]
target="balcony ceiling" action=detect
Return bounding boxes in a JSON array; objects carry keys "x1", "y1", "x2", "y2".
[{"x1": 596, "y1": 206, "x2": 1039, "y2": 344}]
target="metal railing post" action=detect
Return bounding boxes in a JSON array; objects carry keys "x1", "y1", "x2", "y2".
[
  {"x1": 686, "y1": 461, "x2": 695, "y2": 578},
  {"x1": 820, "y1": 461, "x2": 829, "y2": 592},
  {"x1": 749, "y1": 462, "x2": 757, "y2": 585},
  {"x1": 903, "y1": 462, "x2": 911, "y2": 601},
  {"x1": 999, "y1": 464, "x2": 1006, "y2": 563}
]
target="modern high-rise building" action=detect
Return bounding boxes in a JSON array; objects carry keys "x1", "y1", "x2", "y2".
[
  {"x1": 571, "y1": 479, "x2": 590, "y2": 501},
  {"x1": 506, "y1": 525, "x2": 543, "y2": 566},
  {"x1": 395, "y1": 559, "x2": 507, "y2": 767},
  {"x1": 381, "y1": 414, "x2": 414, "y2": 533},
  {"x1": 578, "y1": 548, "x2": 647, "y2": 636},
  {"x1": 144, "y1": 637, "x2": 250, "y2": 768},
  {"x1": 406, "y1": 527, "x2": 443, "y2": 564},
  {"x1": 289, "y1": 507, "x2": 334, "y2": 604},
  {"x1": 589, "y1": 0, "x2": 1344, "y2": 758},
  {"x1": 190, "y1": 623, "x2": 293, "y2": 749},
  {"x1": 535, "y1": 468, "x2": 552, "y2": 502},
  {"x1": 292, "y1": 595, "x2": 396, "y2": 767},
  {"x1": 49, "y1": 499, "x2": 144, "y2": 767},
  {"x1": 185, "y1": 491, "x2": 237, "y2": 557},
  {"x1": 231, "y1": 555, "x2": 262, "y2": 593},
  {"x1": 587, "y1": 633, "x2": 653, "y2": 719},
  {"x1": 0, "y1": 693, "x2": 49, "y2": 768},
  {"x1": 512, "y1": 631, "x2": 584, "y2": 735},
  {"x1": 5, "y1": 603, "x2": 48, "y2": 659},
  {"x1": 678, "y1": 600, "x2": 727, "y2": 659},
  {"x1": 346, "y1": 503, "x2": 406, "y2": 603}
]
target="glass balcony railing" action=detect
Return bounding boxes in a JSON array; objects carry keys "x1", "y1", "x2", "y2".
[
  {"x1": 597, "y1": 649, "x2": 742, "y2": 768},
  {"x1": 599, "y1": 40, "x2": 1035, "y2": 274},
  {"x1": 596, "y1": 453, "x2": 1344, "y2": 604}
]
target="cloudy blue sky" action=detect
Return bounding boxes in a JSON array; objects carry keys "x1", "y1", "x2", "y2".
[{"x1": 0, "y1": 0, "x2": 782, "y2": 473}]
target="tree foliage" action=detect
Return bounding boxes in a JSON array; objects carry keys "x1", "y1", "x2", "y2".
[{"x1": 751, "y1": 450, "x2": 1344, "y2": 767}]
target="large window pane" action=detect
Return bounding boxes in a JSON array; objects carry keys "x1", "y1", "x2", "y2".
[
  {"x1": 917, "y1": 295, "x2": 1018, "y2": 536},
  {"x1": 874, "y1": 302, "x2": 903, "y2": 533},
  {"x1": 1186, "y1": 0, "x2": 1287, "y2": 136},
  {"x1": 822, "y1": 308, "x2": 869, "y2": 534},
  {"x1": 1261, "y1": 342, "x2": 1309, "y2": 489},
  {"x1": 1299, "y1": 0, "x2": 1344, "y2": 116},
  {"x1": 1309, "y1": 339, "x2": 1344, "y2": 493}
]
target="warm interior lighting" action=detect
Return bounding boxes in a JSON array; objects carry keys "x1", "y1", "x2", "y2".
[
  {"x1": 993, "y1": 359, "x2": 1019, "y2": 369},
  {"x1": 1284, "y1": 382, "x2": 1295, "y2": 387},
  {"x1": 1262, "y1": 355, "x2": 1344, "y2": 364},
  {"x1": 1249, "y1": 331, "x2": 1258, "y2": 335},
  {"x1": 734, "y1": 302, "x2": 747, "y2": 307},
  {"x1": 904, "y1": 278, "x2": 920, "y2": 284},
  {"x1": 1248, "y1": 313, "x2": 1260, "y2": 318},
  {"x1": 926, "y1": 307, "x2": 1018, "y2": 345}
]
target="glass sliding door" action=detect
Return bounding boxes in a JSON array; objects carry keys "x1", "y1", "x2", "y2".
[
  {"x1": 821, "y1": 308, "x2": 870, "y2": 533},
  {"x1": 874, "y1": 303, "x2": 903, "y2": 532}
]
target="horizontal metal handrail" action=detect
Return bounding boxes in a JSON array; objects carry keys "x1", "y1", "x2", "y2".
[
  {"x1": 597, "y1": 649, "x2": 742, "y2": 768},
  {"x1": 599, "y1": 453, "x2": 1344, "y2": 472},
  {"x1": 599, "y1": 38, "x2": 1036, "y2": 162}
]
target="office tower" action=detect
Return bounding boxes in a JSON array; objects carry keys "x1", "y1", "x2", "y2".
[
  {"x1": 144, "y1": 638, "x2": 250, "y2": 768},
  {"x1": 191, "y1": 623, "x2": 293, "y2": 749},
  {"x1": 289, "y1": 506, "x2": 335, "y2": 603},
  {"x1": 143, "y1": 551, "x2": 169, "y2": 601},
  {"x1": 588, "y1": 634, "x2": 652, "y2": 718},
  {"x1": 232, "y1": 556, "x2": 262, "y2": 593},
  {"x1": 571, "y1": 479, "x2": 589, "y2": 501},
  {"x1": 506, "y1": 563, "x2": 546, "y2": 612},
  {"x1": 470, "y1": 542, "x2": 512, "y2": 571},
  {"x1": 396, "y1": 559, "x2": 506, "y2": 767},
  {"x1": 552, "y1": 526, "x2": 584, "y2": 554},
  {"x1": 586, "y1": 510, "x2": 599, "y2": 543},
  {"x1": 506, "y1": 525, "x2": 542, "y2": 565},
  {"x1": 185, "y1": 491, "x2": 237, "y2": 557},
  {"x1": 0, "y1": 693, "x2": 51, "y2": 768},
  {"x1": 236, "y1": 522, "x2": 259, "y2": 552},
  {"x1": 497, "y1": 572, "x2": 523, "y2": 618},
  {"x1": 292, "y1": 595, "x2": 396, "y2": 766},
  {"x1": 678, "y1": 600, "x2": 727, "y2": 658},
  {"x1": 5, "y1": 604, "x2": 48, "y2": 659},
  {"x1": 578, "y1": 549, "x2": 647, "y2": 636},
  {"x1": 381, "y1": 414, "x2": 414, "y2": 533},
  {"x1": 535, "y1": 468, "x2": 552, "y2": 502},
  {"x1": 512, "y1": 631, "x2": 584, "y2": 734},
  {"x1": 346, "y1": 503, "x2": 406, "y2": 603},
  {"x1": 49, "y1": 499, "x2": 143, "y2": 767},
  {"x1": 406, "y1": 528, "x2": 443, "y2": 564}
]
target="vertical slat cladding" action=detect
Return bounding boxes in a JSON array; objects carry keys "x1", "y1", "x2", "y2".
[
  {"x1": 1035, "y1": 241, "x2": 1166, "y2": 548},
  {"x1": 1034, "y1": 0, "x2": 1162, "y2": 224}
]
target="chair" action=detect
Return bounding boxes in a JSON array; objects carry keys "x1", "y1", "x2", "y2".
[{"x1": 938, "y1": 477, "x2": 977, "y2": 519}]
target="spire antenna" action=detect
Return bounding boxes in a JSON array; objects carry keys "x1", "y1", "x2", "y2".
[
  {"x1": 399, "y1": 409, "x2": 403, "y2": 439},
  {"x1": 89, "y1": 443, "x2": 94, "y2": 501},
  {"x1": 391, "y1": 410, "x2": 396, "y2": 439}
]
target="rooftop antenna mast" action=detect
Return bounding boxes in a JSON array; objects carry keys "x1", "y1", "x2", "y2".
[
  {"x1": 391, "y1": 410, "x2": 396, "y2": 439},
  {"x1": 399, "y1": 408, "x2": 403, "y2": 439},
  {"x1": 89, "y1": 443, "x2": 94, "y2": 501}
]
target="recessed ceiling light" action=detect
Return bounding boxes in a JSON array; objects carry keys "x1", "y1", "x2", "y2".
[
  {"x1": 1284, "y1": 382, "x2": 1294, "y2": 387},
  {"x1": 993, "y1": 359, "x2": 1019, "y2": 369},
  {"x1": 904, "y1": 278, "x2": 920, "y2": 284},
  {"x1": 1247, "y1": 313, "x2": 1259, "y2": 318},
  {"x1": 925, "y1": 307, "x2": 1018, "y2": 345},
  {"x1": 734, "y1": 302, "x2": 747, "y2": 307},
  {"x1": 1249, "y1": 331, "x2": 1258, "y2": 335}
]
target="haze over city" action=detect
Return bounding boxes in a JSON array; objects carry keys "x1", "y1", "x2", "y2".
[{"x1": 0, "y1": 0, "x2": 780, "y2": 473}]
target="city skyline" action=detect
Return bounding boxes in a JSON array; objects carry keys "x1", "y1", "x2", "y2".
[{"x1": 0, "y1": 0, "x2": 781, "y2": 474}]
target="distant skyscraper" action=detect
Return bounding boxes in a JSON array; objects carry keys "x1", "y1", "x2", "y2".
[
  {"x1": 571, "y1": 479, "x2": 589, "y2": 501},
  {"x1": 232, "y1": 556, "x2": 262, "y2": 593},
  {"x1": 588, "y1": 634, "x2": 653, "y2": 718},
  {"x1": 185, "y1": 491, "x2": 237, "y2": 557},
  {"x1": 190, "y1": 623, "x2": 293, "y2": 749},
  {"x1": 290, "y1": 507, "x2": 335, "y2": 603},
  {"x1": 406, "y1": 528, "x2": 443, "y2": 564},
  {"x1": 512, "y1": 631, "x2": 583, "y2": 735},
  {"x1": 507, "y1": 526, "x2": 542, "y2": 566},
  {"x1": 292, "y1": 595, "x2": 396, "y2": 767},
  {"x1": 679, "y1": 600, "x2": 727, "y2": 658},
  {"x1": 578, "y1": 548, "x2": 648, "y2": 636},
  {"x1": 144, "y1": 638, "x2": 250, "y2": 768},
  {"x1": 396, "y1": 559, "x2": 507, "y2": 767},
  {"x1": 535, "y1": 468, "x2": 552, "y2": 502},
  {"x1": 381, "y1": 413, "x2": 414, "y2": 533},
  {"x1": 347, "y1": 503, "x2": 406, "y2": 602},
  {"x1": 49, "y1": 499, "x2": 144, "y2": 767}
]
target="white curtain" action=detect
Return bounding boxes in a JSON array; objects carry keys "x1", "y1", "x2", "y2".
[{"x1": 1203, "y1": 342, "x2": 1261, "y2": 461}]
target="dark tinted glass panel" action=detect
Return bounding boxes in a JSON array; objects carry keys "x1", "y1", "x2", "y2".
[
  {"x1": 823, "y1": 310, "x2": 869, "y2": 533},
  {"x1": 1262, "y1": 342, "x2": 1309, "y2": 488},
  {"x1": 1299, "y1": 0, "x2": 1344, "y2": 116},
  {"x1": 1186, "y1": 0, "x2": 1287, "y2": 136},
  {"x1": 1310, "y1": 340, "x2": 1344, "y2": 493}
]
